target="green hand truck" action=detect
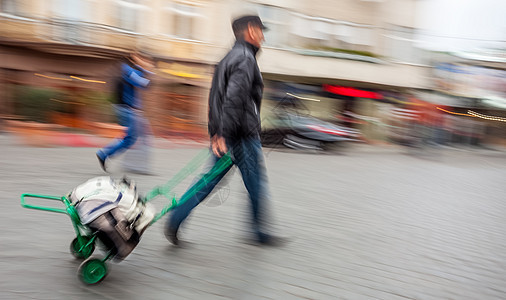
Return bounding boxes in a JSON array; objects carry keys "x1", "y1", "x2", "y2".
[{"x1": 21, "y1": 149, "x2": 232, "y2": 284}]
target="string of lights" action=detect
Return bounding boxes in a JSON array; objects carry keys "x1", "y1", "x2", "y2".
[
  {"x1": 70, "y1": 76, "x2": 106, "y2": 84},
  {"x1": 436, "y1": 107, "x2": 506, "y2": 123},
  {"x1": 468, "y1": 110, "x2": 506, "y2": 122},
  {"x1": 34, "y1": 73, "x2": 71, "y2": 81},
  {"x1": 436, "y1": 107, "x2": 474, "y2": 117},
  {"x1": 35, "y1": 73, "x2": 106, "y2": 84}
]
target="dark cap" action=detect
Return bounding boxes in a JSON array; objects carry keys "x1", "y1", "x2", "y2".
[{"x1": 232, "y1": 15, "x2": 268, "y2": 31}]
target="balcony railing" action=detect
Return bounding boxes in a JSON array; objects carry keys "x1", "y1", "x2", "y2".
[
  {"x1": 0, "y1": 14, "x2": 141, "y2": 51},
  {"x1": 0, "y1": 13, "x2": 223, "y2": 62}
]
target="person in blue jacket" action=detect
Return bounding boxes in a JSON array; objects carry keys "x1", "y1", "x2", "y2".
[{"x1": 96, "y1": 51, "x2": 154, "y2": 172}]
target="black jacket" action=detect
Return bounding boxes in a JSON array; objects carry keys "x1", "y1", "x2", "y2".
[{"x1": 208, "y1": 40, "x2": 264, "y2": 141}]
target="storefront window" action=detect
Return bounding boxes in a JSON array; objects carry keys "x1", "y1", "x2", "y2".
[
  {"x1": 160, "y1": 83, "x2": 206, "y2": 137},
  {"x1": 116, "y1": 0, "x2": 146, "y2": 32},
  {"x1": 290, "y1": 12, "x2": 374, "y2": 52},
  {"x1": 163, "y1": 1, "x2": 201, "y2": 40},
  {"x1": 385, "y1": 24, "x2": 421, "y2": 64},
  {"x1": 257, "y1": 5, "x2": 288, "y2": 48},
  {"x1": 52, "y1": 0, "x2": 91, "y2": 21},
  {"x1": 0, "y1": 0, "x2": 29, "y2": 17}
]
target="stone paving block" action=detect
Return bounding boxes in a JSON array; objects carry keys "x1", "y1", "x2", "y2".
[{"x1": 2, "y1": 135, "x2": 506, "y2": 299}]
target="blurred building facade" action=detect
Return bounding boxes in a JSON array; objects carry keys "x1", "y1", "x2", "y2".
[
  {"x1": 0, "y1": 0, "x2": 452, "y2": 141},
  {"x1": 416, "y1": 51, "x2": 506, "y2": 147}
]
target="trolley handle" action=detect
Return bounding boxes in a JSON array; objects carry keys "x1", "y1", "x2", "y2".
[
  {"x1": 21, "y1": 193, "x2": 68, "y2": 214},
  {"x1": 149, "y1": 152, "x2": 233, "y2": 225}
]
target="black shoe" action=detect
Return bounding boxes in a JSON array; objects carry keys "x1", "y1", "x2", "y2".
[
  {"x1": 257, "y1": 233, "x2": 287, "y2": 247},
  {"x1": 96, "y1": 153, "x2": 107, "y2": 172},
  {"x1": 124, "y1": 169, "x2": 156, "y2": 176},
  {"x1": 165, "y1": 226, "x2": 179, "y2": 246}
]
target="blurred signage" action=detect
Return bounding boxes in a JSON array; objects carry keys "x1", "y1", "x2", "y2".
[
  {"x1": 323, "y1": 84, "x2": 382, "y2": 99},
  {"x1": 157, "y1": 61, "x2": 209, "y2": 80},
  {"x1": 434, "y1": 63, "x2": 506, "y2": 100}
]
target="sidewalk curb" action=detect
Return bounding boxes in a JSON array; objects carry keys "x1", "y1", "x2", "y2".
[
  {"x1": 6, "y1": 131, "x2": 208, "y2": 149},
  {"x1": 5, "y1": 131, "x2": 506, "y2": 154}
]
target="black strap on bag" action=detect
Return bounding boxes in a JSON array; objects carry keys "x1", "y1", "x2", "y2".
[{"x1": 115, "y1": 78, "x2": 134, "y2": 106}]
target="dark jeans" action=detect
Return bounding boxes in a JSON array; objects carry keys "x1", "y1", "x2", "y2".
[
  {"x1": 98, "y1": 105, "x2": 143, "y2": 160},
  {"x1": 168, "y1": 136, "x2": 270, "y2": 238}
]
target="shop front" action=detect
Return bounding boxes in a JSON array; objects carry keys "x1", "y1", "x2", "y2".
[{"x1": 144, "y1": 59, "x2": 214, "y2": 140}]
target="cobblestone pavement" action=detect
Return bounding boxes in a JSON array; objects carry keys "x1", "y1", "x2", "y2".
[{"x1": 1, "y1": 134, "x2": 506, "y2": 300}]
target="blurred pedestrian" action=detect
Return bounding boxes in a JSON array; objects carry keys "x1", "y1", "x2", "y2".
[
  {"x1": 165, "y1": 14, "x2": 284, "y2": 246},
  {"x1": 96, "y1": 51, "x2": 154, "y2": 172}
]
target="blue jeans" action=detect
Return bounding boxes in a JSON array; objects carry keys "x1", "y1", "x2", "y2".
[
  {"x1": 168, "y1": 137, "x2": 270, "y2": 238},
  {"x1": 98, "y1": 105, "x2": 140, "y2": 160}
]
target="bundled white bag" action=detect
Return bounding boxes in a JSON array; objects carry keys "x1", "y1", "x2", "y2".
[
  {"x1": 68, "y1": 176, "x2": 155, "y2": 260},
  {"x1": 69, "y1": 176, "x2": 154, "y2": 235}
]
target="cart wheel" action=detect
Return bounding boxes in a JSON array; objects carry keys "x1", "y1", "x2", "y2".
[
  {"x1": 70, "y1": 237, "x2": 95, "y2": 259},
  {"x1": 78, "y1": 257, "x2": 108, "y2": 284}
]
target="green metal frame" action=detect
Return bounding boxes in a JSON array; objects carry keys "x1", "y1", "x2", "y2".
[
  {"x1": 21, "y1": 193, "x2": 96, "y2": 257},
  {"x1": 20, "y1": 148, "x2": 234, "y2": 260},
  {"x1": 21, "y1": 194, "x2": 85, "y2": 234},
  {"x1": 147, "y1": 150, "x2": 233, "y2": 224}
]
